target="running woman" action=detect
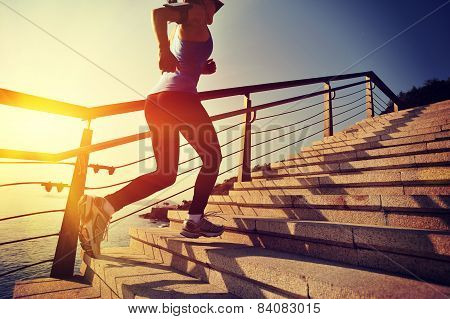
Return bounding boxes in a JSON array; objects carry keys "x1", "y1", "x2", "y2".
[{"x1": 78, "y1": 0, "x2": 225, "y2": 258}]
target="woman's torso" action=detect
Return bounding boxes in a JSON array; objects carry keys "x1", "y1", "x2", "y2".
[{"x1": 149, "y1": 25, "x2": 213, "y2": 96}]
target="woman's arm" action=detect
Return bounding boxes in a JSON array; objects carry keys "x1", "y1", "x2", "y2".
[{"x1": 152, "y1": 7, "x2": 183, "y2": 72}]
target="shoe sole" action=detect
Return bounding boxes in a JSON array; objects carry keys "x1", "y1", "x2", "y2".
[
  {"x1": 180, "y1": 229, "x2": 225, "y2": 239},
  {"x1": 78, "y1": 195, "x2": 101, "y2": 258}
]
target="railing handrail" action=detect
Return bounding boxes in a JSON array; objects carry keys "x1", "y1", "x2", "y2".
[
  {"x1": 0, "y1": 73, "x2": 400, "y2": 162},
  {"x1": 0, "y1": 71, "x2": 401, "y2": 120},
  {"x1": 0, "y1": 80, "x2": 368, "y2": 162}
]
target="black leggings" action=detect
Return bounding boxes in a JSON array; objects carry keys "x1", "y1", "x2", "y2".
[{"x1": 105, "y1": 91, "x2": 222, "y2": 216}]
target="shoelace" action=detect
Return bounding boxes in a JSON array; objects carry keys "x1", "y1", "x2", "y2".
[
  {"x1": 98, "y1": 198, "x2": 112, "y2": 242},
  {"x1": 92, "y1": 210, "x2": 111, "y2": 243},
  {"x1": 102, "y1": 218, "x2": 111, "y2": 242}
]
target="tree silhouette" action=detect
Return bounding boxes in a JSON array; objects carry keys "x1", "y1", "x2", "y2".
[{"x1": 385, "y1": 77, "x2": 450, "y2": 113}]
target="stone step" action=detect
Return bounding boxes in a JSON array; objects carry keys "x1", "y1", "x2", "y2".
[
  {"x1": 208, "y1": 194, "x2": 450, "y2": 214},
  {"x1": 349, "y1": 102, "x2": 450, "y2": 127},
  {"x1": 128, "y1": 228, "x2": 292, "y2": 298},
  {"x1": 255, "y1": 151, "x2": 450, "y2": 179},
  {"x1": 204, "y1": 194, "x2": 450, "y2": 230},
  {"x1": 334, "y1": 123, "x2": 450, "y2": 145},
  {"x1": 238, "y1": 167, "x2": 450, "y2": 189},
  {"x1": 296, "y1": 134, "x2": 450, "y2": 166},
  {"x1": 386, "y1": 101, "x2": 450, "y2": 115},
  {"x1": 327, "y1": 104, "x2": 450, "y2": 131},
  {"x1": 340, "y1": 113, "x2": 446, "y2": 136},
  {"x1": 374, "y1": 101, "x2": 449, "y2": 117},
  {"x1": 80, "y1": 247, "x2": 236, "y2": 299},
  {"x1": 347, "y1": 110, "x2": 450, "y2": 130},
  {"x1": 414, "y1": 100, "x2": 450, "y2": 112},
  {"x1": 167, "y1": 212, "x2": 450, "y2": 284},
  {"x1": 383, "y1": 100, "x2": 450, "y2": 116},
  {"x1": 276, "y1": 140, "x2": 450, "y2": 171},
  {"x1": 348, "y1": 108, "x2": 450, "y2": 127},
  {"x1": 347, "y1": 110, "x2": 450, "y2": 128},
  {"x1": 333, "y1": 118, "x2": 450, "y2": 142},
  {"x1": 230, "y1": 185, "x2": 449, "y2": 196},
  {"x1": 129, "y1": 227, "x2": 450, "y2": 298},
  {"x1": 309, "y1": 123, "x2": 448, "y2": 150},
  {"x1": 13, "y1": 276, "x2": 100, "y2": 299},
  {"x1": 300, "y1": 129, "x2": 450, "y2": 159},
  {"x1": 354, "y1": 106, "x2": 450, "y2": 126},
  {"x1": 234, "y1": 168, "x2": 450, "y2": 196},
  {"x1": 202, "y1": 200, "x2": 450, "y2": 231}
]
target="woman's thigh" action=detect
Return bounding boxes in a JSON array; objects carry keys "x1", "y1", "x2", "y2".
[
  {"x1": 145, "y1": 91, "x2": 221, "y2": 174},
  {"x1": 176, "y1": 95, "x2": 222, "y2": 171},
  {"x1": 145, "y1": 93, "x2": 182, "y2": 177}
]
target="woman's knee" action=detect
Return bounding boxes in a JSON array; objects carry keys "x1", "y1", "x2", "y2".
[
  {"x1": 160, "y1": 173, "x2": 177, "y2": 187},
  {"x1": 140, "y1": 171, "x2": 177, "y2": 188}
]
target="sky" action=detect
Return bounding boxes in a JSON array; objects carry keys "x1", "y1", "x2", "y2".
[{"x1": 1, "y1": 0, "x2": 449, "y2": 221}]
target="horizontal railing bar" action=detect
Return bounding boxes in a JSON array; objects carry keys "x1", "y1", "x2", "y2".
[
  {"x1": 0, "y1": 161, "x2": 75, "y2": 166},
  {"x1": 252, "y1": 108, "x2": 324, "y2": 135},
  {"x1": 1, "y1": 72, "x2": 370, "y2": 120},
  {"x1": 333, "y1": 94, "x2": 368, "y2": 110},
  {"x1": 86, "y1": 138, "x2": 244, "y2": 190},
  {"x1": 256, "y1": 100, "x2": 323, "y2": 121},
  {"x1": 373, "y1": 91, "x2": 390, "y2": 107},
  {"x1": 0, "y1": 79, "x2": 369, "y2": 162},
  {"x1": 56, "y1": 131, "x2": 152, "y2": 162},
  {"x1": 0, "y1": 209, "x2": 65, "y2": 222},
  {"x1": 334, "y1": 87, "x2": 367, "y2": 101},
  {"x1": 0, "y1": 131, "x2": 152, "y2": 161},
  {"x1": 105, "y1": 121, "x2": 244, "y2": 170},
  {"x1": 1, "y1": 72, "x2": 401, "y2": 124},
  {"x1": 0, "y1": 149, "x2": 61, "y2": 162},
  {"x1": 373, "y1": 98, "x2": 388, "y2": 114},
  {"x1": 334, "y1": 101, "x2": 366, "y2": 118},
  {"x1": 0, "y1": 88, "x2": 88, "y2": 118},
  {"x1": 374, "y1": 102, "x2": 385, "y2": 115},
  {"x1": 86, "y1": 100, "x2": 146, "y2": 120},
  {"x1": 257, "y1": 108, "x2": 367, "y2": 162},
  {"x1": 197, "y1": 72, "x2": 370, "y2": 100},
  {"x1": 0, "y1": 182, "x2": 69, "y2": 190},
  {"x1": 208, "y1": 80, "x2": 369, "y2": 121},
  {"x1": 92, "y1": 72, "x2": 370, "y2": 119},
  {"x1": 0, "y1": 182, "x2": 42, "y2": 188},
  {"x1": 0, "y1": 233, "x2": 59, "y2": 247},
  {"x1": 0, "y1": 259, "x2": 53, "y2": 278}
]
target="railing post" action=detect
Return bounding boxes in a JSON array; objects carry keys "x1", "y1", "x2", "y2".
[
  {"x1": 238, "y1": 93, "x2": 252, "y2": 182},
  {"x1": 51, "y1": 123, "x2": 93, "y2": 278},
  {"x1": 323, "y1": 82, "x2": 333, "y2": 137},
  {"x1": 393, "y1": 102, "x2": 399, "y2": 113},
  {"x1": 365, "y1": 76, "x2": 374, "y2": 118}
]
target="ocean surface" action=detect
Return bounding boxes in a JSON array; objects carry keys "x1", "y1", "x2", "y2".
[{"x1": 0, "y1": 213, "x2": 162, "y2": 299}]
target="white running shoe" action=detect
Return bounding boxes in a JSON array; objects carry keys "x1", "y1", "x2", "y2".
[{"x1": 78, "y1": 195, "x2": 111, "y2": 258}]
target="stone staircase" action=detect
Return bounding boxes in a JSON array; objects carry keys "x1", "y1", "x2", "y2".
[{"x1": 14, "y1": 100, "x2": 450, "y2": 299}]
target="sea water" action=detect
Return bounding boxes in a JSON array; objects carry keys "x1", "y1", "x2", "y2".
[{"x1": 0, "y1": 213, "x2": 160, "y2": 299}]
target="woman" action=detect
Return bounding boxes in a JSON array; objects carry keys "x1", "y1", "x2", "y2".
[{"x1": 78, "y1": 0, "x2": 225, "y2": 258}]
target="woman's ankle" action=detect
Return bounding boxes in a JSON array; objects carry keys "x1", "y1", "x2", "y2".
[
  {"x1": 187, "y1": 214, "x2": 203, "y2": 223},
  {"x1": 103, "y1": 196, "x2": 117, "y2": 217}
]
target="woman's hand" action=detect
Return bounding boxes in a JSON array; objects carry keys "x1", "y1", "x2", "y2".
[
  {"x1": 201, "y1": 58, "x2": 216, "y2": 75},
  {"x1": 159, "y1": 49, "x2": 181, "y2": 73}
]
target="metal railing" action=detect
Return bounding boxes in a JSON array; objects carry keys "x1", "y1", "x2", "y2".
[{"x1": 0, "y1": 71, "x2": 402, "y2": 279}]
